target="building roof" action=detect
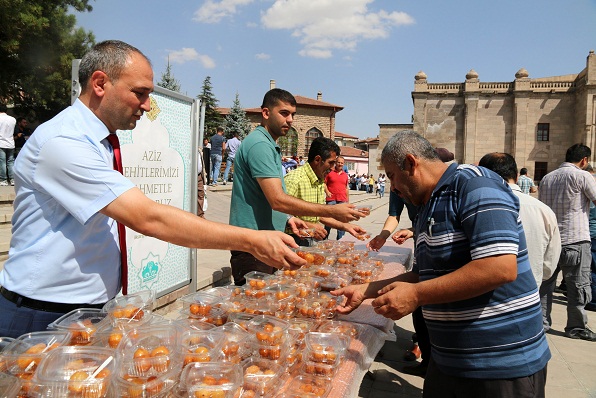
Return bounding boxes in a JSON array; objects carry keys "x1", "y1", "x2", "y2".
[
  {"x1": 334, "y1": 131, "x2": 359, "y2": 139},
  {"x1": 355, "y1": 137, "x2": 379, "y2": 145},
  {"x1": 339, "y1": 146, "x2": 368, "y2": 158}
]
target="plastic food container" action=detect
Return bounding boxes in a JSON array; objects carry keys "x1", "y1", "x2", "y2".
[
  {"x1": 356, "y1": 204, "x2": 372, "y2": 216},
  {"x1": 102, "y1": 290, "x2": 155, "y2": 327},
  {"x1": 294, "y1": 249, "x2": 328, "y2": 266},
  {"x1": 174, "y1": 317, "x2": 217, "y2": 332},
  {"x1": 228, "y1": 313, "x2": 257, "y2": 331},
  {"x1": 0, "y1": 336, "x2": 15, "y2": 373},
  {"x1": 0, "y1": 372, "x2": 21, "y2": 398},
  {"x1": 320, "y1": 274, "x2": 352, "y2": 292},
  {"x1": 201, "y1": 286, "x2": 233, "y2": 300},
  {"x1": 244, "y1": 271, "x2": 272, "y2": 290},
  {"x1": 246, "y1": 316, "x2": 289, "y2": 347},
  {"x1": 241, "y1": 357, "x2": 284, "y2": 397},
  {"x1": 177, "y1": 362, "x2": 243, "y2": 398},
  {"x1": 181, "y1": 306, "x2": 229, "y2": 327},
  {"x1": 302, "y1": 360, "x2": 338, "y2": 378},
  {"x1": 34, "y1": 346, "x2": 115, "y2": 398},
  {"x1": 296, "y1": 293, "x2": 340, "y2": 320},
  {"x1": 48, "y1": 308, "x2": 109, "y2": 346},
  {"x1": 117, "y1": 325, "x2": 182, "y2": 377},
  {"x1": 1, "y1": 331, "x2": 70, "y2": 375},
  {"x1": 283, "y1": 374, "x2": 331, "y2": 397},
  {"x1": 215, "y1": 323, "x2": 252, "y2": 364},
  {"x1": 179, "y1": 292, "x2": 224, "y2": 317},
  {"x1": 243, "y1": 299, "x2": 275, "y2": 317},
  {"x1": 112, "y1": 367, "x2": 180, "y2": 398},
  {"x1": 181, "y1": 330, "x2": 225, "y2": 367},
  {"x1": 317, "y1": 320, "x2": 361, "y2": 341},
  {"x1": 304, "y1": 332, "x2": 348, "y2": 365},
  {"x1": 312, "y1": 265, "x2": 334, "y2": 279}
]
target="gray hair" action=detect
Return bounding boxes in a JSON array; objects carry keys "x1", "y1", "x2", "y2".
[
  {"x1": 381, "y1": 130, "x2": 439, "y2": 169},
  {"x1": 79, "y1": 40, "x2": 151, "y2": 93}
]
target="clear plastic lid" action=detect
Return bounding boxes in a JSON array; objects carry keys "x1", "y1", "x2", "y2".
[
  {"x1": 179, "y1": 306, "x2": 229, "y2": 327},
  {"x1": 180, "y1": 330, "x2": 225, "y2": 367},
  {"x1": 245, "y1": 315, "x2": 290, "y2": 346},
  {"x1": 241, "y1": 357, "x2": 284, "y2": 397},
  {"x1": 178, "y1": 362, "x2": 242, "y2": 398},
  {"x1": 304, "y1": 333, "x2": 347, "y2": 365},
  {"x1": 244, "y1": 271, "x2": 272, "y2": 290},
  {"x1": 284, "y1": 374, "x2": 331, "y2": 397},
  {"x1": 117, "y1": 325, "x2": 182, "y2": 378},
  {"x1": 102, "y1": 290, "x2": 155, "y2": 326},
  {"x1": 2, "y1": 331, "x2": 71, "y2": 374},
  {"x1": 174, "y1": 317, "x2": 217, "y2": 332},
  {"x1": 0, "y1": 372, "x2": 22, "y2": 398},
  {"x1": 294, "y1": 248, "x2": 329, "y2": 266},
  {"x1": 201, "y1": 286, "x2": 233, "y2": 300},
  {"x1": 228, "y1": 312, "x2": 257, "y2": 331},
  {"x1": 317, "y1": 320, "x2": 362, "y2": 341},
  {"x1": 179, "y1": 292, "x2": 224, "y2": 317},
  {"x1": 48, "y1": 308, "x2": 109, "y2": 346},
  {"x1": 112, "y1": 367, "x2": 180, "y2": 398},
  {"x1": 34, "y1": 346, "x2": 115, "y2": 397}
]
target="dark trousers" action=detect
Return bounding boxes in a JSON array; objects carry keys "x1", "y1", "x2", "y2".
[
  {"x1": 413, "y1": 307, "x2": 431, "y2": 364},
  {"x1": 0, "y1": 292, "x2": 67, "y2": 338},
  {"x1": 423, "y1": 359, "x2": 547, "y2": 398},
  {"x1": 230, "y1": 251, "x2": 275, "y2": 286}
]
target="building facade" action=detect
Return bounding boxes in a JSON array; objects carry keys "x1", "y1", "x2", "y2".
[{"x1": 411, "y1": 50, "x2": 596, "y2": 181}]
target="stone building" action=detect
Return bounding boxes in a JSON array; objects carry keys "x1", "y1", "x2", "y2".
[
  {"x1": 410, "y1": 50, "x2": 596, "y2": 181},
  {"x1": 220, "y1": 81, "x2": 343, "y2": 158}
]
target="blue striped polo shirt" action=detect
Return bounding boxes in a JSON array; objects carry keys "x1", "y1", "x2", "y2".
[{"x1": 413, "y1": 163, "x2": 550, "y2": 379}]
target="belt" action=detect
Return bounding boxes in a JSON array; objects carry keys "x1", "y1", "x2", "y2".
[{"x1": 0, "y1": 286, "x2": 106, "y2": 313}]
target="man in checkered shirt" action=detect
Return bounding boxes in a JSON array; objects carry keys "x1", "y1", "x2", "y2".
[
  {"x1": 539, "y1": 144, "x2": 596, "y2": 341},
  {"x1": 517, "y1": 167, "x2": 537, "y2": 194}
]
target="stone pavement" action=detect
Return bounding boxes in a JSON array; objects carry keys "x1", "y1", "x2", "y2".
[{"x1": 1, "y1": 183, "x2": 596, "y2": 397}]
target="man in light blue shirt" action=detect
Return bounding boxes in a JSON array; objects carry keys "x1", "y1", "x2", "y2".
[
  {"x1": 0, "y1": 40, "x2": 304, "y2": 338},
  {"x1": 223, "y1": 131, "x2": 241, "y2": 184}
]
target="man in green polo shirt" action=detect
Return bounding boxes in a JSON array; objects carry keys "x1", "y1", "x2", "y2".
[
  {"x1": 229, "y1": 88, "x2": 366, "y2": 285},
  {"x1": 285, "y1": 136, "x2": 367, "y2": 246}
]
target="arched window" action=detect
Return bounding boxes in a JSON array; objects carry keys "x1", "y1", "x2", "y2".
[
  {"x1": 278, "y1": 128, "x2": 298, "y2": 157},
  {"x1": 305, "y1": 128, "x2": 323, "y2": 155}
]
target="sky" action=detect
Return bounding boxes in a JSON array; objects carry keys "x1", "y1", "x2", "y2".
[{"x1": 74, "y1": 0, "x2": 596, "y2": 139}]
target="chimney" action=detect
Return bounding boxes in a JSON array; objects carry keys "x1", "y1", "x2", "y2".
[
  {"x1": 270, "y1": 80, "x2": 276, "y2": 90},
  {"x1": 317, "y1": 91, "x2": 322, "y2": 101}
]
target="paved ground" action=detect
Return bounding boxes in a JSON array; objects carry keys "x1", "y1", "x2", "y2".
[{"x1": 1, "y1": 184, "x2": 595, "y2": 397}]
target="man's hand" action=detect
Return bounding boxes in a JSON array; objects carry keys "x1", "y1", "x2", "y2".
[
  {"x1": 392, "y1": 229, "x2": 414, "y2": 245},
  {"x1": 310, "y1": 223, "x2": 328, "y2": 240},
  {"x1": 329, "y1": 203, "x2": 367, "y2": 223},
  {"x1": 371, "y1": 281, "x2": 419, "y2": 320},
  {"x1": 367, "y1": 235, "x2": 387, "y2": 251},
  {"x1": 249, "y1": 230, "x2": 306, "y2": 270},
  {"x1": 344, "y1": 224, "x2": 367, "y2": 239},
  {"x1": 287, "y1": 217, "x2": 308, "y2": 235},
  {"x1": 330, "y1": 284, "x2": 369, "y2": 315}
]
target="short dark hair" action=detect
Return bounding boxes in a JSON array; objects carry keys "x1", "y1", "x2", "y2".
[
  {"x1": 0, "y1": 103, "x2": 7, "y2": 113},
  {"x1": 519, "y1": 167, "x2": 528, "y2": 175},
  {"x1": 16, "y1": 117, "x2": 26, "y2": 124},
  {"x1": 308, "y1": 136, "x2": 340, "y2": 163},
  {"x1": 565, "y1": 144, "x2": 591, "y2": 163},
  {"x1": 216, "y1": 126, "x2": 224, "y2": 133},
  {"x1": 79, "y1": 40, "x2": 151, "y2": 93},
  {"x1": 478, "y1": 152, "x2": 518, "y2": 182},
  {"x1": 261, "y1": 88, "x2": 296, "y2": 109}
]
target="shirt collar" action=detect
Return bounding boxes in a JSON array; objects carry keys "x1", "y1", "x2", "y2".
[
  {"x1": 430, "y1": 162, "x2": 459, "y2": 198},
  {"x1": 72, "y1": 99, "x2": 112, "y2": 142},
  {"x1": 302, "y1": 162, "x2": 323, "y2": 185},
  {"x1": 255, "y1": 125, "x2": 280, "y2": 150},
  {"x1": 509, "y1": 183, "x2": 522, "y2": 192}
]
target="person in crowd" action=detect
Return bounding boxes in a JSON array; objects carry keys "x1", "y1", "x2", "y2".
[
  {"x1": 281, "y1": 156, "x2": 298, "y2": 175},
  {"x1": 222, "y1": 131, "x2": 241, "y2": 184},
  {"x1": 377, "y1": 173, "x2": 386, "y2": 197},
  {"x1": 368, "y1": 146, "x2": 454, "y2": 377},
  {"x1": 197, "y1": 144, "x2": 206, "y2": 218},
  {"x1": 517, "y1": 167, "x2": 537, "y2": 194},
  {"x1": 203, "y1": 137, "x2": 211, "y2": 185},
  {"x1": 286, "y1": 138, "x2": 365, "y2": 246},
  {"x1": 539, "y1": 143, "x2": 596, "y2": 341},
  {"x1": 368, "y1": 174, "x2": 375, "y2": 194},
  {"x1": 479, "y1": 152, "x2": 562, "y2": 332},
  {"x1": 324, "y1": 156, "x2": 349, "y2": 240},
  {"x1": 13, "y1": 117, "x2": 32, "y2": 157},
  {"x1": 229, "y1": 88, "x2": 366, "y2": 285},
  {"x1": 209, "y1": 126, "x2": 226, "y2": 185},
  {"x1": 0, "y1": 104, "x2": 16, "y2": 186},
  {"x1": 587, "y1": 164, "x2": 596, "y2": 313},
  {"x1": 0, "y1": 40, "x2": 305, "y2": 338},
  {"x1": 298, "y1": 156, "x2": 305, "y2": 166},
  {"x1": 333, "y1": 130, "x2": 550, "y2": 397}
]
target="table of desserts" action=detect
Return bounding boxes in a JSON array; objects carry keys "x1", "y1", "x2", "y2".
[{"x1": 0, "y1": 237, "x2": 413, "y2": 398}]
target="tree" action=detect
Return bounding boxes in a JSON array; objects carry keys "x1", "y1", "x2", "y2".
[
  {"x1": 157, "y1": 58, "x2": 181, "y2": 93},
  {"x1": 197, "y1": 76, "x2": 223, "y2": 139},
  {"x1": 224, "y1": 92, "x2": 251, "y2": 139},
  {"x1": 0, "y1": 0, "x2": 95, "y2": 122}
]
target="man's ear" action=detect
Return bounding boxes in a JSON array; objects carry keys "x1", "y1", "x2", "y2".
[
  {"x1": 404, "y1": 153, "x2": 417, "y2": 175},
  {"x1": 90, "y1": 70, "x2": 109, "y2": 98},
  {"x1": 261, "y1": 107, "x2": 270, "y2": 120}
]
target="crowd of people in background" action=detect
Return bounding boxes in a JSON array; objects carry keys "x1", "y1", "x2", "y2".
[{"x1": 0, "y1": 104, "x2": 34, "y2": 186}]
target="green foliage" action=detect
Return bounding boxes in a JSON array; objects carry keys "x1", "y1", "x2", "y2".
[
  {"x1": 157, "y1": 59, "x2": 181, "y2": 93},
  {"x1": 197, "y1": 76, "x2": 223, "y2": 139},
  {"x1": 0, "y1": 0, "x2": 95, "y2": 122},
  {"x1": 224, "y1": 92, "x2": 251, "y2": 139}
]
